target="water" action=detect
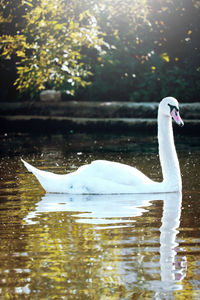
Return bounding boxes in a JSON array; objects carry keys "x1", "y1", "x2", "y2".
[{"x1": 0, "y1": 132, "x2": 200, "y2": 299}]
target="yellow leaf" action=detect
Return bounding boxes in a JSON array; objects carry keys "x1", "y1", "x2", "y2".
[
  {"x1": 160, "y1": 52, "x2": 170, "y2": 62},
  {"x1": 54, "y1": 23, "x2": 66, "y2": 30},
  {"x1": 24, "y1": 1, "x2": 33, "y2": 7},
  {"x1": 79, "y1": 13, "x2": 84, "y2": 22},
  {"x1": 16, "y1": 50, "x2": 26, "y2": 57}
]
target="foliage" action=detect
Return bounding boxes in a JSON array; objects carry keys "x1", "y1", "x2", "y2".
[
  {"x1": 0, "y1": 0, "x2": 106, "y2": 97},
  {"x1": 0, "y1": 0, "x2": 199, "y2": 101},
  {"x1": 78, "y1": 0, "x2": 200, "y2": 102}
]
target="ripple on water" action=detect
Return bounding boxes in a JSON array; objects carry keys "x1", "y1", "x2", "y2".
[{"x1": 0, "y1": 133, "x2": 199, "y2": 298}]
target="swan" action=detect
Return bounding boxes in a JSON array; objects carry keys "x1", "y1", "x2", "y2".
[{"x1": 21, "y1": 97, "x2": 184, "y2": 194}]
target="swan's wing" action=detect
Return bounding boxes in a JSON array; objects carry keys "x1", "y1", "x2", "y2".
[{"x1": 76, "y1": 160, "x2": 153, "y2": 186}]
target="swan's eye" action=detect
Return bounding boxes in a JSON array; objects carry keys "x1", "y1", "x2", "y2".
[{"x1": 168, "y1": 103, "x2": 179, "y2": 113}]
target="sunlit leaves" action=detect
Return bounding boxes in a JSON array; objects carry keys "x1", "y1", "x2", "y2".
[
  {"x1": 0, "y1": 0, "x2": 105, "y2": 96},
  {"x1": 0, "y1": 34, "x2": 28, "y2": 59},
  {"x1": 0, "y1": 0, "x2": 199, "y2": 100}
]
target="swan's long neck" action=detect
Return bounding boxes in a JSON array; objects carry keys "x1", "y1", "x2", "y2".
[{"x1": 158, "y1": 108, "x2": 182, "y2": 190}]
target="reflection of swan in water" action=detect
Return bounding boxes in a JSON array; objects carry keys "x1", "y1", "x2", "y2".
[
  {"x1": 159, "y1": 191, "x2": 186, "y2": 288},
  {"x1": 24, "y1": 193, "x2": 153, "y2": 225},
  {"x1": 21, "y1": 97, "x2": 184, "y2": 194},
  {"x1": 24, "y1": 192, "x2": 186, "y2": 288}
]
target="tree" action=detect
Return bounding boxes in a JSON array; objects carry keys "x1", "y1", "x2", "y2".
[
  {"x1": 79, "y1": 0, "x2": 200, "y2": 101},
  {"x1": 0, "y1": 0, "x2": 106, "y2": 97},
  {"x1": 0, "y1": 0, "x2": 199, "y2": 101}
]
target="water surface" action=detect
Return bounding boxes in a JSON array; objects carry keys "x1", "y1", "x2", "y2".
[{"x1": 0, "y1": 133, "x2": 199, "y2": 299}]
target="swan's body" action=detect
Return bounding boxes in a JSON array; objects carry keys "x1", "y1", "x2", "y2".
[{"x1": 22, "y1": 97, "x2": 184, "y2": 194}]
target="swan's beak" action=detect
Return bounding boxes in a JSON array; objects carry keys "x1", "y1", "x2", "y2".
[{"x1": 171, "y1": 108, "x2": 184, "y2": 127}]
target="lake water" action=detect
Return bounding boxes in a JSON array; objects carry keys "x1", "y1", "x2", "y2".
[{"x1": 0, "y1": 132, "x2": 199, "y2": 299}]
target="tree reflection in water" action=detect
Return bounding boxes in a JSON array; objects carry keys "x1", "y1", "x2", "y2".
[{"x1": 24, "y1": 192, "x2": 187, "y2": 297}]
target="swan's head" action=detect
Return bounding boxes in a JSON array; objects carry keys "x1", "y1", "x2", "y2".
[{"x1": 159, "y1": 97, "x2": 184, "y2": 127}]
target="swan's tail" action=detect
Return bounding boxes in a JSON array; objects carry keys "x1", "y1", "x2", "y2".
[{"x1": 21, "y1": 159, "x2": 67, "y2": 193}]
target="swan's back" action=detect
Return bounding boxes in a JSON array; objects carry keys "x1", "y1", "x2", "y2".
[{"x1": 75, "y1": 160, "x2": 153, "y2": 186}]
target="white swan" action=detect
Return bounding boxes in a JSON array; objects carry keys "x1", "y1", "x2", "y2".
[{"x1": 21, "y1": 97, "x2": 184, "y2": 194}]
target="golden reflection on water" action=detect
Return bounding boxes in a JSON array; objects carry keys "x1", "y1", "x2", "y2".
[{"x1": 0, "y1": 134, "x2": 200, "y2": 299}]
